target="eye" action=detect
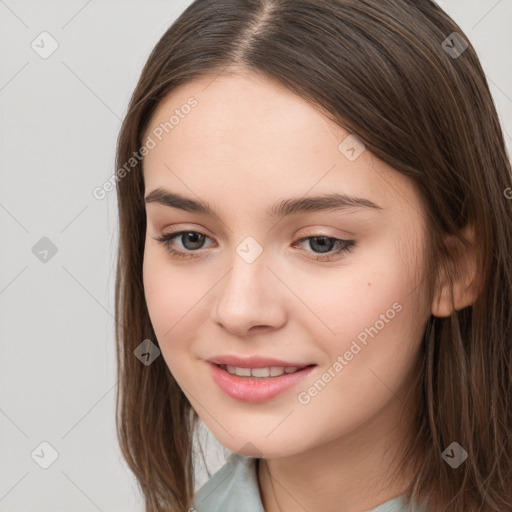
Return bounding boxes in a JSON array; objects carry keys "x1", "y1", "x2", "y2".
[
  {"x1": 153, "y1": 231, "x2": 214, "y2": 259},
  {"x1": 292, "y1": 234, "x2": 356, "y2": 262},
  {"x1": 153, "y1": 230, "x2": 356, "y2": 262}
]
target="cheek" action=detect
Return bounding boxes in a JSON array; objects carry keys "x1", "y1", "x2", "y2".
[
  {"x1": 295, "y1": 239, "x2": 424, "y2": 386},
  {"x1": 295, "y1": 245, "x2": 414, "y2": 340},
  {"x1": 142, "y1": 251, "x2": 212, "y2": 390},
  {"x1": 287, "y1": 275, "x2": 423, "y2": 444},
  {"x1": 142, "y1": 247, "x2": 205, "y2": 354}
]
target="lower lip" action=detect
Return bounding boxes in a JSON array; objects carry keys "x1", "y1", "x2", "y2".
[{"x1": 208, "y1": 362, "x2": 316, "y2": 403}]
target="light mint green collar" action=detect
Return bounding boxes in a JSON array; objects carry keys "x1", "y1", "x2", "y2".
[{"x1": 193, "y1": 453, "x2": 426, "y2": 512}]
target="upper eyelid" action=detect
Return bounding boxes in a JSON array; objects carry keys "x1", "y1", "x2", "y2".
[
  {"x1": 146, "y1": 206, "x2": 364, "y2": 234},
  {"x1": 157, "y1": 222, "x2": 353, "y2": 238}
]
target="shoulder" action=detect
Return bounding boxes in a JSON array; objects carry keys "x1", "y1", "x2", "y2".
[{"x1": 192, "y1": 453, "x2": 265, "y2": 512}]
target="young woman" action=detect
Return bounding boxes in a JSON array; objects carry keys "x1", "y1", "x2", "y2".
[{"x1": 114, "y1": 1, "x2": 512, "y2": 510}]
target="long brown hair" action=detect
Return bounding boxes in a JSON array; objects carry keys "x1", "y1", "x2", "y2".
[{"x1": 114, "y1": 1, "x2": 512, "y2": 510}]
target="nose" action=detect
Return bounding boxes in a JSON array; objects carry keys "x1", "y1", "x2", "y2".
[{"x1": 212, "y1": 248, "x2": 288, "y2": 336}]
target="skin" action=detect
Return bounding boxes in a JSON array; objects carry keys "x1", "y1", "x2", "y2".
[{"x1": 141, "y1": 71, "x2": 474, "y2": 511}]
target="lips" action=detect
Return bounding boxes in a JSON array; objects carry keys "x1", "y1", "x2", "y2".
[{"x1": 208, "y1": 361, "x2": 316, "y2": 402}]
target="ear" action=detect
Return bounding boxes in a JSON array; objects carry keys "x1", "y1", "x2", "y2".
[{"x1": 431, "y1": 223, "x2": 481, "y2": 318}]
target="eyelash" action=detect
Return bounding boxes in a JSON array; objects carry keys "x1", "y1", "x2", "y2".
[{"x1": 153, "y1": 230, "x2": 356, "y2": 262}]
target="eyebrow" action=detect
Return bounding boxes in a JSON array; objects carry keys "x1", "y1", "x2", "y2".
[{"x1": 144, "y1": 187, "x2": 382, "y2": 219}]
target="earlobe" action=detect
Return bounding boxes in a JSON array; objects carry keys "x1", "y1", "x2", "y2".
[
  {"x1": 431, "y1": 283, "x2": 453, "y2": 318},
  {"x1": 431, "y1": 224, "x2": 480, "y2": 318}
]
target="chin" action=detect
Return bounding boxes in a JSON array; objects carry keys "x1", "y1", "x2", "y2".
[{"x1": 207, "y1": 427, "x2": 308, "y2": 460}]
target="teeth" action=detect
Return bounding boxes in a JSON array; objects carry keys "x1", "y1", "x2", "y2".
[
  {"x1": 220, "y1": 365, "x2": 302, "y2": 378},
  {"x1": 270, "y1": 366, "x2": 285, "y2": 376},
  {"x1": 251, "y1": 367, "x2": 270, "y2": 377},
  {"x1": 227, "y1": 365, "x2": 251, "y2": 376}
]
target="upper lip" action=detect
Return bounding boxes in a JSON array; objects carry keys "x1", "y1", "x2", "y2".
[{"x1": 207, "y1": 355, "x2": 315, "y2": 368}]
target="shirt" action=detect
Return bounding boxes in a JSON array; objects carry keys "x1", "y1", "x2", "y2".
[{"x1": 193, "y1": 453, "x2": 428, "y2": 512}]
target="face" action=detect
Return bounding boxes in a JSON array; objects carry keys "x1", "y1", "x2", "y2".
[{"x1": 141, "y1": 71, "x2": 432, "y2": 459}]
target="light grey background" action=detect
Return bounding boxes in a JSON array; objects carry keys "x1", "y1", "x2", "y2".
[{"x1": 0, "y1": 1, "x2": 510, "y2": 510}]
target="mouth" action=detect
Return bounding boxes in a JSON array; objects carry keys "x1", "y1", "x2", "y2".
[{"x1": 208, "y1": 361, "x2": 317, "y2": 402}]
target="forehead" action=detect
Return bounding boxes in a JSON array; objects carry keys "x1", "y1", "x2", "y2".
[
  {"x1": 142, "y1": 71, "x2": 422, "y2": 219},
  {"x1": 143, "y1": 71, "x2": 340, "y2": 160}
]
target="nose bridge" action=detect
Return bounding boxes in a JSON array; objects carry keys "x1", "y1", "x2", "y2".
[
  {"x1": 219, "y1": 234, "x2": 270, "y2": 306},
  {"x1": 213, "y1": 234, "x2": 286, "y2": 333}
]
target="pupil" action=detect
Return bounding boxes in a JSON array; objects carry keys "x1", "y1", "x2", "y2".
[
  {"x1": 310, "y1": 236, "x2": 334, "y2": 253},
  {"x1": 183, "y1": 232, "x2": 204, "y2": 250}
]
